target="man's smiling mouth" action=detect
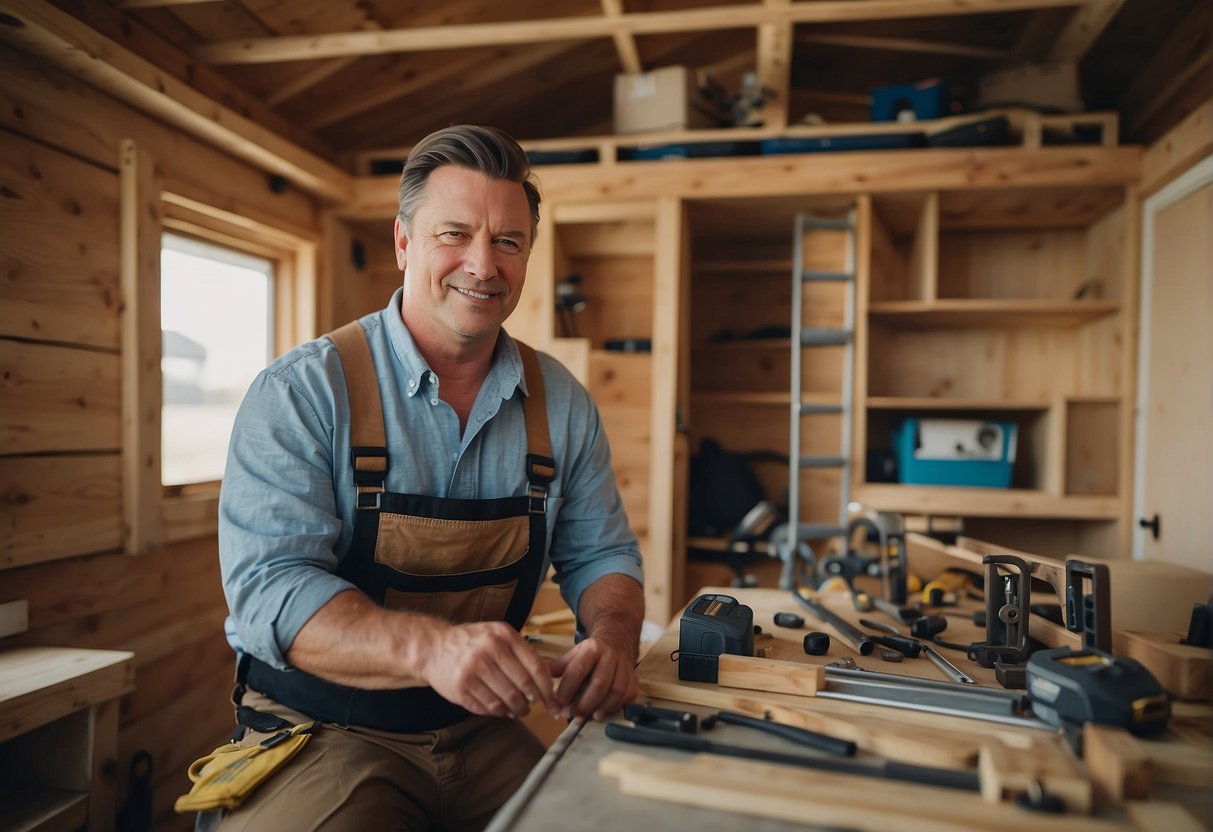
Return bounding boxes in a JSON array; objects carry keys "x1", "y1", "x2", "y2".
[{"x1": 454, "y1": 287, "x2": 494, "y2": 300}]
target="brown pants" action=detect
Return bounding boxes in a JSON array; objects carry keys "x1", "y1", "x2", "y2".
[{"x1": 205, "y1": 689, "x2": 546, "y2": 832}]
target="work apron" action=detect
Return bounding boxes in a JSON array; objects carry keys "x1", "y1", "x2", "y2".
[{"x1": 239, "y1": 321, "x2": 555, "y2": 733}]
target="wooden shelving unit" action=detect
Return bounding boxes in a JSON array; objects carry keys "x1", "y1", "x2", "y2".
[{"x1": 867, "y1": 299, "x2": 1120, "y2": 328}]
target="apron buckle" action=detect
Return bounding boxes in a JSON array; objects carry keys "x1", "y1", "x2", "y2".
[
  {"x1": 356, "y1": 489, "x2": 383, "y2": 510},
  {"x1": 528, "y1": 485, "x2": 548, "y2": 515}
]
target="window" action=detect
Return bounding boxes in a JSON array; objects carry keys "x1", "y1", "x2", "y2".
[{"x1": 161, "y1": 233, "x2": 274, "y2": 487}]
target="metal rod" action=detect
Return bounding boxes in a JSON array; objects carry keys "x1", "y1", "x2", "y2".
[
  {"x1": 793, "y1": 593, "x2": 875, "y2": 656},
  {"x1": 922, "y1": 644, "x2": 976, "y2": 685},
  {"x1": 484, "y1": 716, "x2": 585, "y2": 832}
]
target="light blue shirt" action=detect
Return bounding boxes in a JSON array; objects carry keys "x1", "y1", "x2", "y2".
[{"x1": 218, "y1": 288, "x2": 644, "y2": 670}]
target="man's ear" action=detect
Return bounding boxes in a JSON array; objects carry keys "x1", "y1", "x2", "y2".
[{"x1": 393, "y1": 217, "x2": 409, "y2": 271}]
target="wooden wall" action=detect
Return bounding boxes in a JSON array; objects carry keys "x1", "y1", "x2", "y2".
[{"x1": 0, "y1": 44, "x2": 321, "y2": 831}]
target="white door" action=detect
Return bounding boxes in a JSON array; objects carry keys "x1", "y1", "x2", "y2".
[{"x1": 1133, "y1": 155, "x2": 1213, "y2": 572}]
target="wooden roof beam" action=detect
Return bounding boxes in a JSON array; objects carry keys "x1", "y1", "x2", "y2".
[
  {"x1": 1047, "y1": 0, "x2": 1125, "y2": 62},
  {"x1": 112, "y1": 0, "x2": 221, "y2": 7},
  {"x1": 0, "y1": 0, "x2": 352, "y2": 203},
  {"x1": 601, "y1": 0, "x2": 642, "y2": 74},
  {"x1": 1120, "y1": 0, "x2": 1212, "y2": 133},
  {"x1": 796, "y1": 32, "x2": 1014, "y2": 61},
  {"x1": 194, "y1": 0, "x2": 1088, "y2": 65}
]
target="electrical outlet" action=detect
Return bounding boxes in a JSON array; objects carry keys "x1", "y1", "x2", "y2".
[{"x1": 0, "y1": 600, "x2": 29, "y2": 638}]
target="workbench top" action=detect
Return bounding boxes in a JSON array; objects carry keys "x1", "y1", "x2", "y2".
[{"x1": 501, "y1": 587, "x2": 1212, "y2": 832}]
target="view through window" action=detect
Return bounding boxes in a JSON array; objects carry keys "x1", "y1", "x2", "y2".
[{"x1": 161, "y1": 233, "x2": 274, "y2": 486}]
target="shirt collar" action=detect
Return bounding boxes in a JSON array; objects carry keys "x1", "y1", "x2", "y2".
[{"x1": 381, "y1": 287, "x2": 526, "y2": 400}]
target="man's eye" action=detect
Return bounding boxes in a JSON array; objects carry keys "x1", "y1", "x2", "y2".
[
  {"x1": 442, "y1": 231, "x2": 465, "y2": 240},
  {"x1": 496, "y1": 238, "x2": 520, "y2": 250}
]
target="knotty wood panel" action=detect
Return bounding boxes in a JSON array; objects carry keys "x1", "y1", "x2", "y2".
[
  {"x1": 0, "y1": 129, "x2": 121, "y2": 349},
  {"x1": 569, "y1": 253, "x2": 654, "y2": 347},
  {"x1": 692, "y1": 344, "x2": 844, "y2": 395},
  {"x1": 1, "y1": 549, "x2": 162, "y2": 631},
  {"x1": 0, "y1": 453, "x2": 123, "y2": 569},
  {"x1": 0, "y1": 338, "x2": 121, "y2": 454}
]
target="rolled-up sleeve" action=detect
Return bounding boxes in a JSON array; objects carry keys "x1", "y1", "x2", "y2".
[
  {"x1": 545, "y1": 375, "x2": 645, "y2": 618},
  {"x1": 218, "y1": 368, "x2": 354, "y2": 670}
]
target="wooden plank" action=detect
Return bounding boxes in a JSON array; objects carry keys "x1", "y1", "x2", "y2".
[
  {"x1": 1117, "y1": 631, "x2": 1211, "y2": 702},
  {"x1": 89, "y1": 697, "x2": 119, "y2": 832},
  {"x1": 1125, "y1": 801, "x2": 1207, "y2": 832},
  {"x1": 977, "y1": 741, "x2": 1092, "y2": 814},
  {"x1": 0, "y1": 453, "x2": 124, "y2": 569},
  {"x1": 0, "y1": 129, "x2": 121, "y2": 349},
  {"x1": 1119, "y1": 1, "x2": 1212, "y2": 134},
  {"x1": 0, "y1": 0, "x2": 352, "y2": 203},
  {"x1": 0, "y1": 339, "x2": 121, "y2": 454},
  {"x1": 195, "y1": 0, "x2": 1089, "y2": 64},
  {"x1": 1084, "y1": 723, "x2": 1152, "y2": 803},
  {"x1": 1, "y1": 549, "x2": 162, "y2": 631},
  {"x1": 717, "y1": 653, "x2": 824, "y2": 696},
  {"x1": 600, "y1": 750, "x2": 1125, "y2": 831},
  {"x1": 797, "y1": 31, "x2": 1014, "y2": 60},
  {"x1": 0, "y1": 599, "x2": 27, "y2": 637},
  {"x1": 1047, "y1": 0, "x2": 1126, "y2": 62},
  {"x1": 0, "y1": 46, "x2": 320, "y2": 236},
  {"x1": 1140, "y1": 100, "x2": 1213, "y2": 197},
  {"x1": 755, "y1": 1, "x2": 792, "y2": 131},
  {"x1": 0, "y1": 647, "x2": 134, "y2": 742},
  {"x1": 601, "y1": 0, "x2": 642, "y2": 74},
  {"x1": 346, "y1": 147, "x2": 1142, "y2": 219},
  {"x1": 119, "y1": 140, "x2": 162, "y2": 555}
]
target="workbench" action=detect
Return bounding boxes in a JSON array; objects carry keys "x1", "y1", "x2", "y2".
[{"x1": 500, "y1": 587, "x2": 1213, "y2": 832}]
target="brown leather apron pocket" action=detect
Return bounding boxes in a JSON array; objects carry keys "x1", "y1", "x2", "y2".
[
  {"x1": 374, "y1": 513, "x2": 529, "y2": 622},
  {"x1": 384, "y1": 580, "x2": 517, "y2": 621}
]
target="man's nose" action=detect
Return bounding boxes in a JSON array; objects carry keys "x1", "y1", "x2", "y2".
[{"x1": 463, "y1": 237, "x2": 496, "y2": 281}]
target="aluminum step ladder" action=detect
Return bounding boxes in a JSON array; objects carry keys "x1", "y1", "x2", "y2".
[{"x1": 779, "y1": 211, "x2": 857, "y2": 590}]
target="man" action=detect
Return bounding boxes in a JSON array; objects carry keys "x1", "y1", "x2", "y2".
[{"x1": 211, "y1": 125, "x2": 645, "y2": 830}]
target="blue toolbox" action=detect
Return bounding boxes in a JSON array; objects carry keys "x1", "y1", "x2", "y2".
[{"x1": 893, "y1": 418, "x2": 1017, "y2": 488}]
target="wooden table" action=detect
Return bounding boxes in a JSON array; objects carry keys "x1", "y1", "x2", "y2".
[
  {"x1": 0, "y1": 647, "x2": 135, "y2": 832},
  {"x1": 501, "y1": 588, "x2": 1212, "y2": 832}
]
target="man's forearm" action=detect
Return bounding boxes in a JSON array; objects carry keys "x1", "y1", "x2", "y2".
[
  {"x1": 285, "y1": 589, "x2": 439, "y2": 688},
  {"x1": 577, "y1": 573, "x2": 644, "y2": 664}
]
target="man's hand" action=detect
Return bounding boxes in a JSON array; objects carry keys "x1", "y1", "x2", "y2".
[
  {"x1": 549, "y1": 574, "x2": 644, "y2": 721},
  {"x1": 549, "y1": 634, "x2": 638, "y2": 721},
  {"x1": 420, "y1": 620, "x2": 559, "y2": 719}
]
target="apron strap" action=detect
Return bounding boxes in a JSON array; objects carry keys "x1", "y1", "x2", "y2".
[
  {"x1": 328, "y1": 322, "x2": 388, "y2": 509},
  {"x1": 514, "y1": 341, "x2": 555, "y2": 514}
]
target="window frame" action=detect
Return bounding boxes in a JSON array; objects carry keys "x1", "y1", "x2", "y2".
[{"x1": 156, "y1": 193, "x2": 317, "y2": 544}]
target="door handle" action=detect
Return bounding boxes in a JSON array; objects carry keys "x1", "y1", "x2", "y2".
[{"x1": 1138, "y1": 513, "x2": 1160, "y2": 541}]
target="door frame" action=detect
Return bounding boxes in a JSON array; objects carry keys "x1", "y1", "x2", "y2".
[{"x1": 1131, "y1": 153, "x2": 1213, "y2": 559}]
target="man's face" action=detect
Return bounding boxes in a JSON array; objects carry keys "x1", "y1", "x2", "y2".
[{"x1": 394, "y1": 165, "x2": 532, "y2": 352}]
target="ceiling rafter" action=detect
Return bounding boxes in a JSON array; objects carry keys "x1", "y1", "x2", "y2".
[
  {"x1": 1047, "y1": 0, "x2": 1125, "y2": 61},
  {"x1": 111, "y1": 0, "x2": 222, "y2": 7},
  {"x1": 193, "y1": 0, "x2": 1090, "y2": 65},
  {"x1": 796, "y1": 32, "x2": 1014, "y2": 61},
  {"x1": 601, "y1": 0, "x2": 642, "y2": 73}
]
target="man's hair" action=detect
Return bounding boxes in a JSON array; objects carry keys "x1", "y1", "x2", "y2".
[{"x1": 397, "y1": 125, "x2": 541, "y2": 238}]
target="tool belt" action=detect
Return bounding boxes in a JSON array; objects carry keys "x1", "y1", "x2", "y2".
[{"x1": 174, "y1": 721, "x2": 317, "y2": 813}]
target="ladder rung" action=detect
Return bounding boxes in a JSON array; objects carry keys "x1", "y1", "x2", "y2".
[
  {"x1": 800, "y1": 270, "x2": 854, "y2": 282},
  {"x1": 801, "y1": 218, "x2": 854, "y2": 231},
  {"x1": 800, "y1": 328, "x2": 852, "y2": 346},
  {"x1": 799, "y1": 403, "x2": 845, "y2": 415},
  {"x1": 798, "y1": 455, "x2": 846, "y2": 469}
]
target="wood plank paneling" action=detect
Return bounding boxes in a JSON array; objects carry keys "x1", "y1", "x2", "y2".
[
  {"x1": 0, "y1": 550, "x2": 162, "y2": 631},
  {"x1": 0, "y1": 453, "x2": 123, "y2": 569},
  {"x1": 0, "y1": 338, "x2": 121, "y2": 454},
  {"x1": 0, "y1": 129, "x2": 121, "y2": 348}
]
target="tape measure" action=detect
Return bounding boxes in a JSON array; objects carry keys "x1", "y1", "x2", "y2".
[
  {"x1": 676, "y1": 594, "x2": 754, "y2": 682},
  {"x1": 1026, "y1": 646, "x2": 1171, "y2": 739}
]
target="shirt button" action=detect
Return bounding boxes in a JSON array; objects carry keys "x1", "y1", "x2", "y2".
[
  {"x1": 408, "y1": 379, "x2": 416, "y2": 388},
  {"x1": 428, "y1": 372, "x2": 437, "y2": 384},
  {"x1": 430, "y1": 398, "x2": 438, "y2": 406},
  {"x1": 476, "y1": 413, "x2": 485, "y2": 422}
]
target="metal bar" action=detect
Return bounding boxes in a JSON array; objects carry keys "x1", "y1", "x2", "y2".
[{"x1": 793, "y1": 593, "x2": 875, "y2": 655}]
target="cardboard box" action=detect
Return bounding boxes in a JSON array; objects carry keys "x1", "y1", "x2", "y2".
[
  {"x1": 978, "y1": 62, "x2": 1083, "y2": 113},
  {"x1": 613, "y1": 66, "x2": 716, "y2": 134}
]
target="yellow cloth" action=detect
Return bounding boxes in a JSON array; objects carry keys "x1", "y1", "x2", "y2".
[{"x1": 175, "y1": 722, "x2": 316, "y2": 813}]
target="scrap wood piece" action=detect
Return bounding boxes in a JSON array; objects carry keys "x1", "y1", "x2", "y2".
[
  {"x1": 1083, "y1": 724, "x2": 1152, "y2": 804},
  {"x1": 1117, "y1": 631, "x2": 1212, "y2": 702},
  {"x1": 979, "y1": 740, "x2": 1093, "y2": 814},
  {"x1": 717, "y1": 653, "x2": 823, "y2": 696},
  {"x1": 598, "y1": 751, "x2": 1125, "y2": 832},
  {"x1": 1124, "y1": 800, "x2": 1206, "y2": 832}
]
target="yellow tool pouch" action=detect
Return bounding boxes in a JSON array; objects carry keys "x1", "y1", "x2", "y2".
[{"x1": 174, "y1": 721, "x2": 316, "y2": 813}]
